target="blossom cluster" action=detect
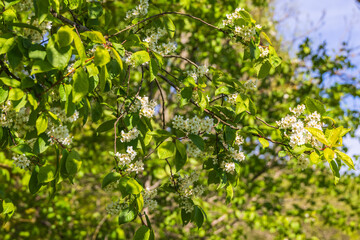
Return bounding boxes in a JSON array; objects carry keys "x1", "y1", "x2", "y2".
[
  {"x1": 276, "y1": 104, "x2": 322, "y2": 148},
  {"x1": 0, "y1": 102, "x2": 34, "y2": 136},
  {"x1": 125, "y1": 0, "x2": 149, "y2": 21},
  {"x1": 106, "y1": 200, "x2": 129, "y2": 216},
  {"x1": 178, "y1": 172, "x2": 204, "y2": 213},
  {"x1": 187, "y1": 65, "x2": 209, "y2": 82},
  {"x1": 125, "y1": 54, "x2": 138, "y2": 68},
  {"x1": 120, "y1": 127, "x2": 140, "y2": 142},
  {"x1": 143, "y1": 188, "x2": 158, "y2": 211},
  {"x1": 12, "y1": 154, "x2": 31, "y2": 170},
  {"x1": 143, "y1": 28, "x2": 177, "y2": 55},
  {"x1": 47, "y1": 107, "x2": 79, "y2": 146},
  {"x1": 220, "y1": 132, "x2": 246, "y2": 173},
  {"x1": 222, "y1": 8, "x2": 245, "y2": 27},
  {"x1": 187, "y1": 142, "x2": 202, "y2": 158},
  {"x1": 234, "y1": 25, "x2": 256, "y2": 41},
  {"x1": 298, "y1": 154, "x2": 309, "y2": 170},
  {"x1": 172, "y1": 115, "x2": 214, "y2": 134},
  {"x1": 222, "y1": 8, "x2": 256, "y2": 41},
  {"x1": 130, "y1": 96, "x2": 157, "y2": 118},
  {"x1": 227, "y1": 93, "x2": 238, "y2": 105},
  {"x1": 259, "y1": 46, "x2": 269, "y2": 58},
  {"x1": 115, "y1": 146, "x2": 144, "y2": 174}
]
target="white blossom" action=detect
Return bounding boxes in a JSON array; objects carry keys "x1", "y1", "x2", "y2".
[
  {"x1": 172, "y1": 115, "x2": 214, "y2": 134},
  {"x1": 106, "y1": 200, "x2": 128, "y2": 216},
  {"x1": 13, "y1": 154, "x2": 31, "y2": 170},
  {"x1": 120, "y1": 127, "x2": 140, "y2": 142},
  {"x1": 125, "y1": 0, "x2": 149, "y2": 21}
]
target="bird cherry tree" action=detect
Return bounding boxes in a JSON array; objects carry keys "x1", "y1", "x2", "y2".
[{"x1": 0, "y1": 0, "x2": 355, "y2": 238}]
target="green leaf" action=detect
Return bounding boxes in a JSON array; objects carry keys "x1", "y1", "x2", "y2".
[
  {"x1": 46, "y1": 36, "x2": 72, "y2": 69},
  {"x1": 94, "y1": 46, "x2": 111, "y2": 66},
  {"x1": 0, "y1": 35, "x2": 15, "y2": 54},
  {"x1": 149, "y1": 58, "x2": 159, "y2": 81},
  {"x1": 29, "y1": 165, "x2": 42, "y2": 194},
  {"x1": 181, "y1": 87, "x2": 193, "y2": 100},
  {"x1": 261, "y1": 32, "x2": 272, "y2": 45},
  {"x1": 57, "y1": 26, "x2": 74, "y2": 48},
  {"x1": 248, "y1": 98, "x2": 257, "y2": 115},
  {"x1": 97, "y1": 119, "x2": 116, "y2": 133},
  {"x1": 175, "y1": 140, "x2": 187, "y2": 172},
  {"x1": 215, "y1": 86, "x2": 233, "y2": 96},
  {"x1": 131, "y1": 51, "x2": 150, "y2": 67},
  {"x1": 118, "y1": 206, "x2": 137, "y2": 224},
  {"x1": 136, "y1": 194, "x2": 144, "y2": 212},
  {"x1": 72, "y1": 68, "x2": 89, "y2": 104},
  {"x1": 88, "y1": 2, "x2": 103, "y2": 19},
  {"x1": 157, "y1": 140, "x2": 176, "y2": 159},
  {"x1": 278, "y1": 151, "x2": 287, "y2": 157},
  {"x1": 324, "y1": 148, "x2": 334, "y2": 163},
  {"x1": 35, "y1": 0, "x2": 49, "y2": 24},
  {"x1": 163, "y1": 16, "x2": 175, "y2": 38},
  {"x1": 181, "y1": 209, "x2": 192, "y2": 226},
  {"x1": 0, "y1": 77, "x2": 21, "y2": 88},
  {"x1": 37, "y1": 165, "x2": 56, "y2": 183},
  {"x1": 239, "y1": 10, "x2": 252, "y2": 22},
  {"x1": 31, "y1": 60, "x2": 56, "y2": 74},
  {"x1": 334, "y1": 150, "x2": 355, "y2": 170},
  {"x1": 126, "y1": 178, "x2": 143, "y2": 194},
  {"x1": 72, "y1": 31, "x2": 86, "y2": 65},
  {"x1": 305, "y1": 127, "x2": 328, "y2": 146},
  {"x1": 11, "y1": 144, "x2": 32, "y2": 155},
  {"x1": 110, "y1": 48, "x2": 123, "y2": 71},
  {"x1": 257, "y1": 60, "x2": 271, "y2": 79},
  {"x1": 33, "y1": 134, "x2": 49, "y2": 154},
  {"x1": 309, "y1": 152, "x2": 320, "y2": 164},
  {"x1": 81, "y1": 31, "x2": 106, "y2": 44},
  {"x1": 188, "y1": 134, "x2": 205, "y2": 151},
  {"x1": 193, "y1": 205, "x2": 204, "y2": 229},
  {"x1": 36, "y1": 114, "x2": 48, "y2": 135},
  {"x1": 101, "y1": 172, "x2": 121, "y2": 189},
  {"x1": 2, "y1": 198, "x2": 15, "y2": 215},
  {"x1": 226, "y1": 183, "x2": 233, "y2": 204},
  {"x1": 65, "y1": 151, "x2": 82, "y2": 177},
  {"x1": 259, "y1": 138, "x2": 269, "y2": 149},
  {"x1": 133, "y1": 226, "x2": 151, "y2": 240},
  {"x1": 327, "y1": 127, "x2": 342, "y2": 147},
  {"x1": 329, "y1": 160, "x2": 340, "y2": 185},
  {"x1": 0, "y1": 87, "x2": 8, "y2": 104},
  {"x1": 8, "y1": 88, "x2": 24, "y2": 101},
  {"x1": 305, "y1": 98, "x2": 325, "y2": 115}
]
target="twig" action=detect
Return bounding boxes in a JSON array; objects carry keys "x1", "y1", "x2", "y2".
[
  {"x1": 143, "y1": 138, "x2": 169, "y2": 161},
  {"x1": 245, "y1": 111, "x2": 279, "y2": 129},
  {"x1": 50, "y1": 9, "x2": 90, "y2": 32},
  {"x1": 154, "y1": 78, "x2": 166, "y2": 129},
  {"x1": 0, "y1": 59, "x2": 21, "y2": 81},
  {"x1": 92, "y1": 215, "x2": 107, "y2": 240},
  {"x1": 41, "y1": 56, "x2": 94, "y2": 97},
  {"x1": 108, "y1": 11, "x2": 227, "y2": 38},
  {"x1": 163, "y1": 55, "x2": 212, "y2": 81}
]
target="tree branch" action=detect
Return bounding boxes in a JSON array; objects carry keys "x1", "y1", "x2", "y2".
[
  {"x1": 108, "y1": 11, "x2": 226, "y2": 38},
  {"x1": 50, "y1": 10, "x2": 90, "y2": 32}
]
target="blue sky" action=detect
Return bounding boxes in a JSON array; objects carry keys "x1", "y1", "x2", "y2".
[{"x1": 273, "y1": 0, "x2": 360, "y2": 172}]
